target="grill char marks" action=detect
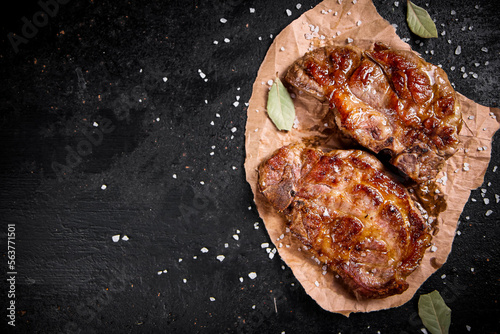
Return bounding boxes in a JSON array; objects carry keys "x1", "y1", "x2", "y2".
[
  {"x1": 285, "y1": 43, "x2": 462, "y2": 183},
  {"x1": 258, "y1": 144, "x2": 432, "y2": 299}
]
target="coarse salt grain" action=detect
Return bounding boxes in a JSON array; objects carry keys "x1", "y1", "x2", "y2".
[
  {"x1": 233, "y1": 234, "x2": 239, "y2": 240},
  {"x1": 220, "y1": 18, "x2": 227, "y2": 23},
  {"x1": 217, "y1": 255, "x2": 225, "y2": 262},
  {"x1": 112, "y1": 235, "x2": 120, "y2": 242},
  {"x1": 101, "y1": 184, "x2": 107, "y2": 190},
  {"x1": 485, "y1": 210, "x2": 493, "y2": 216},
  {"x1": 286, "y1": 9, "x2": 292, "y2": 16},
  {"x1": 314, "y1": 281, "x2": 320, "y2": 287},
  {"x1": 248, "y1": 272, "x2": 257, "y2": 279},
  {"x1": 210, "y1": 297, "x2": 216, "y2": 301},
  {"x1": 249, "y1": 8, "x2": 255, "y2": 13},
  {"x1": 163, "y1": 77, "x2": 168, "y2": 82},
  {"x1": 121, "y1": 235, "x2": 129, "y2": 241},
  {"x1": 201, "y1": 247, "x2": 209, "y2": 253},
  {"x1": 261, "y1": 243, "x2": 269, "y2": 248}
]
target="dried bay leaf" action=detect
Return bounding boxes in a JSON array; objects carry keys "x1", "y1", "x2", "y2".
[
  {"x1": 266, "y1": 76, "x2": 295, "y2": 131},
  {"x1": 407, "y1": 0, "x2": 438, "y2": 38},
  {"x1": 418, "y1": 290, "x2": 451, "y2": 334}
]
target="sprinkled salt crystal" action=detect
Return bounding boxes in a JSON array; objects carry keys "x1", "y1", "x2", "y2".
[
  {"x1": 233, "y1": 101, "x2": 239, "y2": 107},
  {"x1": 314, "y1": 281, "x2": 320, "y2": 287},
  {"x1": 200, "y1": 181, "x2": 205, "y2": 185},
  {"x1": 210, "y1": 297, "x2": 216, "y2": 301},
  {"x1": 121, "y1": 235, "x2": 129, "y2": 241},
  {"x1": 470, "y1": 267, "x2": 475, "y2": 272},
  {"x1": 213, "y1": 40, "x2": 218, "y2": 45},
  {"x1": 261, "y1": 243, "x2": 269, "y2": 248},
  {"x1": 266, "y1": 248, "x2": 271, "y2": 254},
  {"x1": 296, "y1": 4, "x2": 302, "y2": 9},
  {"x1": 286, "y1": 9, "x2": 292, "y2": 16},
  {"x1": 179, "y1": 258, "x2": 183, "y2": 262},
  {"x1": 101, "y1": 184, "x2": 107, "y2": 190},
  {"x1": 112, "y1": 235, "x2": 120, "y2": 242},
  {"x1": 162, "y1": 77, "x2": 168, "y2": 82},
  {"x1": 239, "y1": 277, "x2": 244, "y2": 282},
  {"x1": 495, "y1": 194, "x2": 499, "y2": 203},
  {"x1": 484, "y1": 198, "x2": 490, "y2": 205},
  {"x1": 463, "y1": 163, "x2": 470, "y2": 171},
  {"x1": 466, "y1": 325, "x2": 471, "y2": 332},
  {"x1": 216, "y1": 255, "x2": 225, "y2": 262},
  {"x1": 201, "y1": 247, "x2": 209, "y2": 253},
  {"x1": 224, "y1": 38, "x2": 230, "y2": 43},
  {"x1": 231, "y1": 127, "x2": 237, "y2": 133},
  {"x1": 267, "y1": 79, "x2": 274, "y2": 86},
  {"x1": 394, "y1": 1, "x2": 399, "y2": 7},
  {"x1": 456, "y1": 230, "x2": 461, "y2": 235},
  {"x1": 210, "y1": 152, "x2": 214, "y2": 156},
  {"x1": 441, "y1": 274, "x2": 446, "y2": 279},
  {"x1": 421, "y1": 328, "x2": 428, "y2": 334},
  {"x1": 215, "y1": 113, "x2": 220, "y2": 118},
  {"x1": 430, "y1": 245, "x2": 438, "y2": 252},
  {"x1": 254, "y1": 222, "x2": 259, "y2": 229},
  {"x1": 494, "y1": 166, "x2": 498, "y2": 172},
  {"x1": 455, "y1": 46, "x2": 461, "y2": 55},
  {"x1": 220, "y1": 18, "x2": 227, "y2": 23},
  {"x1": 250, "y1": 8, "x2": 255, "y2": 13},
  {"x1": 323, "y1": 208, "x2": 330, "y2": 217},
  {"x1": 233, "y1": 234, "x2": 239, "y2": 240},
  {"x1": 481, "y1": 47, "x2": 488, "y2": 52},
  {"x1": 157, "y1": 271, "x2": 162, "y2": 275},
  {"x1": 210, "y1": 121, "x2": 214, "y2": 125},
  {"x1": 356, "y1": 20, "x2": 362, "y2": 26},
  {"x1": 485, "y1": 210, "x2": 493, "y2": 216},
  {"x1": 269, "y1": 252, "x2": 275, "y2": 259},
  {"x1": 93, "y1": 121, "x2": 99, "y2": 127},
  {"x1": 198, "y1": 69, "x2": 206, "y2": 79},
  {"x1": 248, "y1": 272, "x2": 257, "y2": 279},
  {"x1": 183, "y1": 278, "x2": 187, "y2": 283},
  {"x1": 468, "y1": 115, "x2": 475, "y2": 120},
  {"x1": 451, "y1": 10, "x2": 456, "y2": 15},
  {"x1": 346, "y1": 37, "x2": 353, "y2": 43}
]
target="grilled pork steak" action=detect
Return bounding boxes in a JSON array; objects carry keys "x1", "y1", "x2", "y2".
[
  {"x1": 258, "y1": 143, "x2": 431, "y2": 299},
  {"x1": 285, "y1": 43, "x2": 462, "y2": 183}
]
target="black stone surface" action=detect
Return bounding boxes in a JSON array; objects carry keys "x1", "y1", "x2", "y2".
[{"x1": 0, "y1": 0, "x2": 499, "y2": 333}]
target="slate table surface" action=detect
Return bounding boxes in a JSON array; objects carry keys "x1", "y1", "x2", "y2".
[{"x1": 0, "y1": 0, "x2": 499, "y2": 333}]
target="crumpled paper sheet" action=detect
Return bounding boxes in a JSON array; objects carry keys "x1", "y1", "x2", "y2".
[{"x1": 244, "y1": 0, "x2": 500, "y2": 316}]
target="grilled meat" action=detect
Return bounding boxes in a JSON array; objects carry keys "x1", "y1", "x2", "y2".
[
  {"x1": 258, "y1": 143, "x2": 431, "y2": 299},
  {"x1": 285, "y1": 43, "x2": 462, "y2": 183}
]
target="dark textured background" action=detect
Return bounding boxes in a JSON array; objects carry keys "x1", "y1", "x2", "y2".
[{"x1": 0, "y1": 0, "x2": 499, "y2": 333}]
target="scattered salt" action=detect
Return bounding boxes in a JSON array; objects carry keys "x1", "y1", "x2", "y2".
[
  {"x1": 112, "y1": 235, "x2": 120, "y2": 242},
  {"x1": 248, "y1": 272, "x2": 257, "y2": 279},
  {"x1": 201, "y1": 247, "x2": 209, "y2": 253},
  {"x1": 286, "y1": 9, "x2": 292, "y2": 16},
  {"x1": 216, "y1": 255, "x2": 225, "y2": 262},
  {"x1": 485, "y1": 210, "x2": 493, "y2": 216},
  {"x1": 210, "y1": 297, "x2": 216, "y2": 301}
]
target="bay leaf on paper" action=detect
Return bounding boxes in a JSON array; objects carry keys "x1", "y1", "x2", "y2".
[
  {"x1": 418, "y1": 290, "x2": 451, "y2": 334},
  {"x1": 406, "y1": 0, "x2": 438, "y2": 38},
  {"x1": 266, "y1": 77, "x2": 295, "y2": 131}
]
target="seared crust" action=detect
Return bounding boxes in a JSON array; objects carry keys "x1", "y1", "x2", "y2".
[
  {"x1": 285, "y1": 43, "x2": 462, "y2": 183},
  {"x1": 258, "y1": 143, "x2": 431, "y2": 299}
]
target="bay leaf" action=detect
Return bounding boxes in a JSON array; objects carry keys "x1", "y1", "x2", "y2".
[
  {"x1": 418, "y1": 290, "x2": 451, "y2": 334},
  {"x1": 406, "y1": 0, "x2": 438, "y2": 38},
  {"x1": 267, "y1": 76, "x2": 295, "y2": 131}
]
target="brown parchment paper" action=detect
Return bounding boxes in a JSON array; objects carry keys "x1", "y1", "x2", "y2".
[{"x1": 244, "y1": 0, "x2": 500, "y2": 316}]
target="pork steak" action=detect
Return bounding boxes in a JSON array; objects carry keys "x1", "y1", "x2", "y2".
[
  {"x1": 258, "y1": 143, "x2": 432, "y2": 299},
  {"x1": 285, "y1": 43, "x2": 462, "y2": 183}
]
